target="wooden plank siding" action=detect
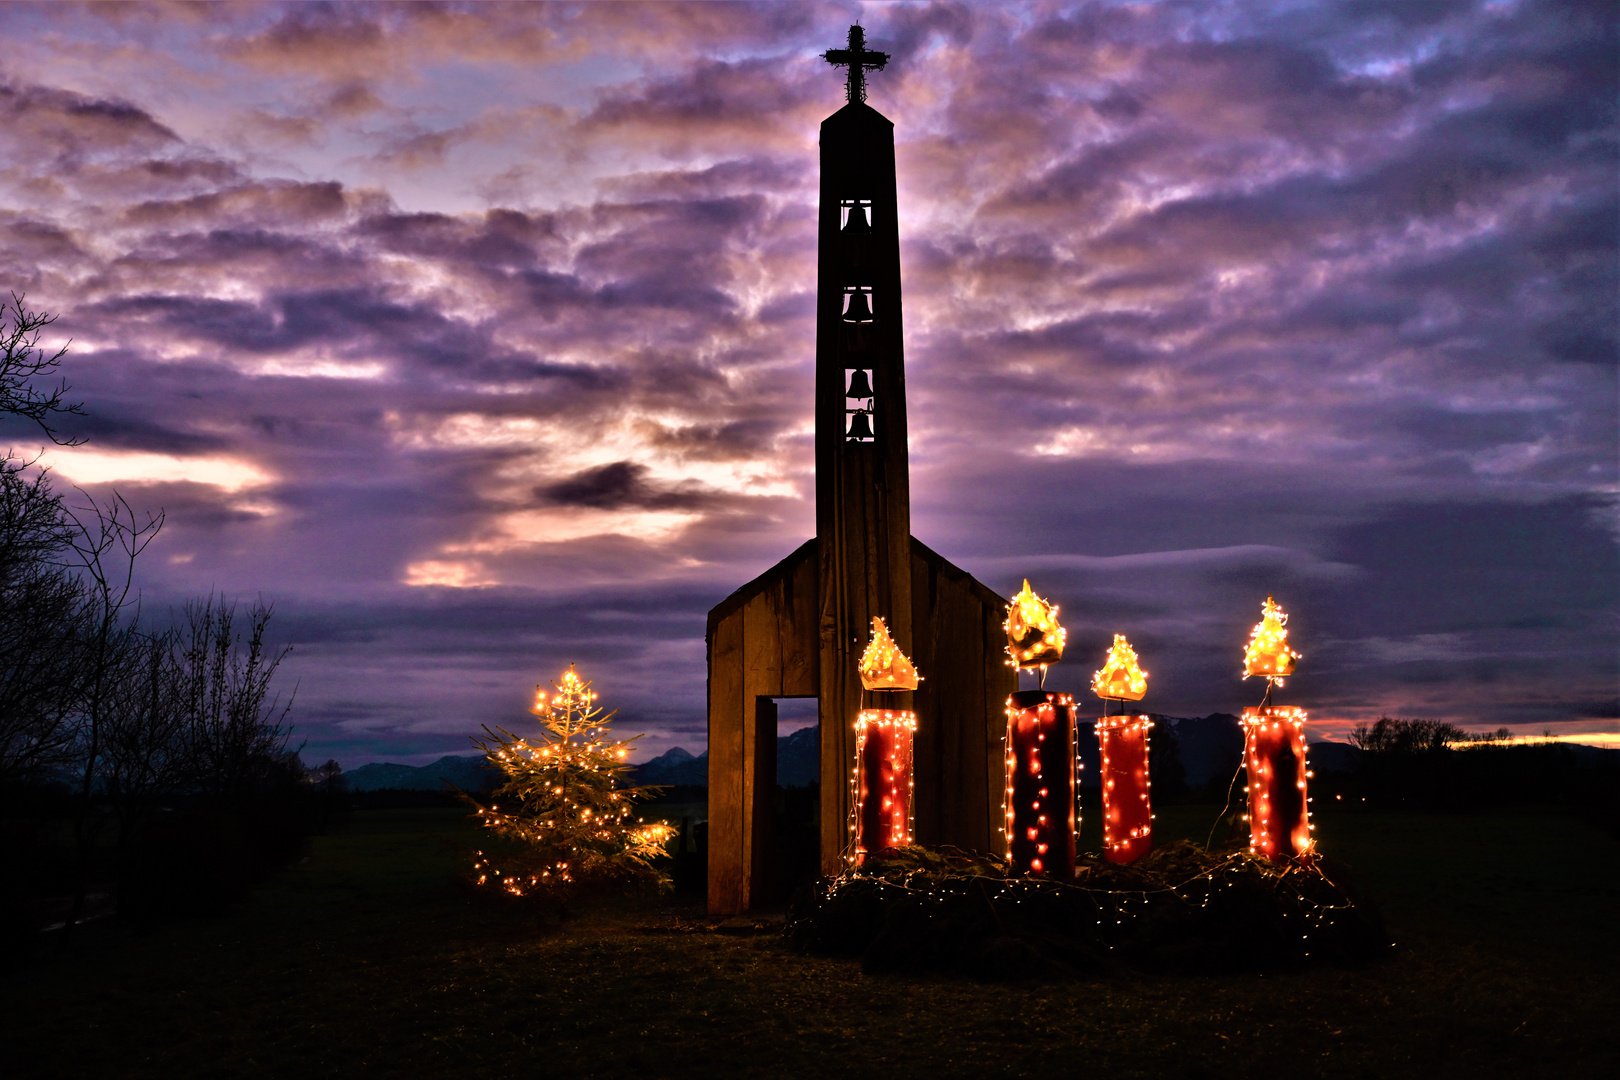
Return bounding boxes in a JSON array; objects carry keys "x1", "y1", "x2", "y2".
[
  {"x1": 705, "y1": 605, "x2": 745, "y2": 914},
  {"x1": 910, "y1": 539, "x2": 1017, "y2": 854},
  {"x1": 707, "y1": 536, "x2": 1012, "y2": 912},
  {"x1": 706, "y1": 540, "x2": 818, "y2": 914}
]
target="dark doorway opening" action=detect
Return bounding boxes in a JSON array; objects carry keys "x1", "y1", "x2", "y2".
[{"x1": 770, "y1": 697, "x2": 819, "y2": 905}]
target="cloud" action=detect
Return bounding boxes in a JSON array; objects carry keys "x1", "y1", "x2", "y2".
[
  {"x1": 538, "y1": 460, "x2": 719, "y2": 511},
  {"x1": 0, "y1": 1, "x2": 1611, "y2": 766}
]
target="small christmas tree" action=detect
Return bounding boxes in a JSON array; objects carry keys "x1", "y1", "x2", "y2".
[{"x1": 466, "y1": 665, "x2": 675, "y2": 899}]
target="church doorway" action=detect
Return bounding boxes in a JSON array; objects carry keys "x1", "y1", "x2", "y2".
[{"x1": 771, "y1": 698, "x2": 821, "y2": 904}]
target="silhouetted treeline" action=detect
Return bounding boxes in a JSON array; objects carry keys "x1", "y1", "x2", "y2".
[
  {"x1": 1309, "y1": 717, "x2": 1620, "y2": 832},
  {"x1": 1, "y1": 297, "x2": 323, "y2": 963}
]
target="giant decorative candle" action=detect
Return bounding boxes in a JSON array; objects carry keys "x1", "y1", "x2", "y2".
[
  {"x1": 1003, "y1": 690, "x2": 1078, "y2": 878},
  {"x1": 1092, "y1": 633, "x2": 1153, "y2": 863},
  {"x1": 1241, "y1": 706, "x2": 1313, "y2": 859},
  {"x1": 852, "y1": 709, "x2": 916, "y2": 862},
  {"x1": 850, "y1": 617, "x2": 920, "y2": 864},
  {"x1": 1096, "y1": 713, "x2": 1153, "y2": 864}
]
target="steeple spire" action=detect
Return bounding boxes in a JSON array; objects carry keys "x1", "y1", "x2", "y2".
[{"x1": 822, "y1": 24, "x2": 889, "y2": 104}]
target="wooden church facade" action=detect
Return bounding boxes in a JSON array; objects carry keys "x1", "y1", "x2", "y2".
[{"x1": 706, "y1": 31, "x2": 1015, "y2": 914}]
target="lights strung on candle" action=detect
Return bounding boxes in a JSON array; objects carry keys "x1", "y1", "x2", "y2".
[
  {"x1": 1241, "y1": 707, "x2": 1314, "y2": 861},
  {"x1": 1096, "y1": 713, "x2": 1154, "y2": 864},
  {"x1": 1003, "y1": 691, "x2": 1079, "y2": 878},
  {"x1": 850, "y1": 710, "x2": 918, "y2": 864},
  {"x1": 851, "y1": 619, "x2": 919, "y2": 865}
]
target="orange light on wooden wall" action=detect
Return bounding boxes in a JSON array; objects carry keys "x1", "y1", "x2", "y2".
[
  {"x1": 852, "y1": 710, "x2": 916, "y2": 863},
  {"x1": 1241, "y1": 707, "x2": 1313, "y2": 859},
  {"x1": 1003, "y1": 690, "x2": 1078, "y2": 878}
]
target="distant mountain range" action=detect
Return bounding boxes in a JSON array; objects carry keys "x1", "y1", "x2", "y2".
[
  {"x1": 629, "y1": 725, "x2": 820, "y2": 788},
  {"x1": 341, "y1": 728, "x2": 820, "y2": 793},
  {"x1": 344, "y1": 721, "x2": 1368, "y2": 794},
  {"x1": 344, "y1": 754, "x2": 500, "y2": 793}
]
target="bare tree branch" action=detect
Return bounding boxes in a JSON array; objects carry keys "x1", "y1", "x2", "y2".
[{"x1": 1, "y1": 293, "x2": 83, "y2": 445}]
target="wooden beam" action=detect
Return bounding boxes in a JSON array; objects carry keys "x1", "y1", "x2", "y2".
[{"x1": 706, "y1": 608, "x2": 745, "y2": 914}]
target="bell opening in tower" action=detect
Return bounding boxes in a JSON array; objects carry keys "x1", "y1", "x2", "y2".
[
  {"x1": 840, "y1": 198, "x2": 872, "y2": 231},
  {"x1": 845, "y1": 367, "x2": 875, "y2": 443},
  {"x1": 841, "y1": 286, "x2": 875, "y2": 322}
]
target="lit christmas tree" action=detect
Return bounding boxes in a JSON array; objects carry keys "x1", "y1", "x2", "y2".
[{"x1": 466, "y1": 665, "x2": 675, "y2": 899}]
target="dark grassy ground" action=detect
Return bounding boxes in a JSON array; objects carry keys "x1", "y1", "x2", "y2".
[{"x1": 2, "y1": 803, "x2": 1615, "y2": 1079}]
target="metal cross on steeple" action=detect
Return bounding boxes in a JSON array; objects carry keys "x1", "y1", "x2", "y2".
[{"x1": 823, "y1": 24, "x2": 888, "y2": 104}]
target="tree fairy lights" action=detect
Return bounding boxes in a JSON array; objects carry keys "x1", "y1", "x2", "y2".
[
  {"x1": 850, "y1": 618, "x2": 918, "y2": 865},
  {"x1": 1093, "y1": 634, "x2": 1153, "y2": 864},
  {"x1": 465, "y1": 665, "x2": 674, "y2": 898}
]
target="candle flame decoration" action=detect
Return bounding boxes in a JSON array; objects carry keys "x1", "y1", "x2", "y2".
[
  {"x1": 1243, "y1": 595, "x2": 1300, "y2": 682},
  {"x1": 1004, "y1": 579, "x2": 1066, "y2": 668},
  {"x1": 1092, "y1": 633, "x2": 1148, "y2": 702},
  {"x1": 859, "y1": 616, "x2": 920, "y2": 691}
]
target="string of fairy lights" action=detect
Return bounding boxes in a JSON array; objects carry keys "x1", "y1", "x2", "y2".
[
  {"x1": 808, "y1": 849, "x2": 1367, "y2": 961},
  {"x1": 838, "y1": 587, "x2": 1323, "y2": 896},
  {"x1": 466, "y1": 583, "x2": 1327, "y2": 940},
  {"x1": 847, "y1": 617, "x2": 921, "y2": 866},
  {"x1": 468, "y1": 666, "x2": 674, "y2": 898}
]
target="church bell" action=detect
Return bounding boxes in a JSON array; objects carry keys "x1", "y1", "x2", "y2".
[
  {"x1": 846, "y1": 409, "x2": 875, "y2": 441},
  {"x1": 843, "y1": 290, "x2": 875, "y2": 322},
  {"x1": 845, "y1": 368, "x2": 875, "y2": 399}
]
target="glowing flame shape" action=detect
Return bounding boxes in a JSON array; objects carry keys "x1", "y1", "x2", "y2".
[
  {"x1": 859, "y1": 617, "x2": 920, "y2": 691},
  {"x1": 1004, "y1": 579, "x2": 1066, "y2": 668},
  {"x1": 1244, "y1": 596, "x2": 1301, "y2": 681},
  {"x1": 1092, "y1": 633, "x2": 1149, "y2": 702}
]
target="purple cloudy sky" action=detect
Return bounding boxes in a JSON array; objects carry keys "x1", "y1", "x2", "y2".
[{"x1": 2, "y1": 1, "x2": 1614, "y2": 766}]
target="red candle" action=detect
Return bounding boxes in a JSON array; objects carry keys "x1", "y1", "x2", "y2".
[
  {"x1": 1241, "y1": 706, "x2": 1313, "y2": 859},
  {"x1": 1003, "y1": 690, "x2": 1078, "y2": 878},
  {"x1": 852, "y1": 710, "x2": 916, "y2": 863},
  {"x1": 1096, "y1": 713, "x2": 1153, "y2": 864}
]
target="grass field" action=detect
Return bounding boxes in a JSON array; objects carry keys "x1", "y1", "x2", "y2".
[{"x1": 3, "y1": 803, "x2": 1616, "y2": 1079}]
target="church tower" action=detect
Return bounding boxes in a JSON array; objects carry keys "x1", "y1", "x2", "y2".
[
  {"x1": 814, "y1": 25, "x2": 915, "y2": 870},
  {"x1": 706, "y1": 27, "x2": 1014, "y2": 914}
]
